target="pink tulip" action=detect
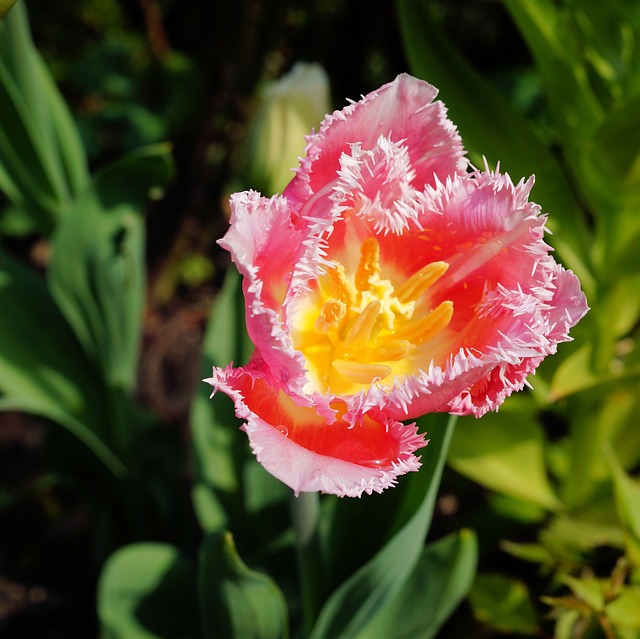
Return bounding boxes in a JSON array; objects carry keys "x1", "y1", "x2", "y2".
[{"x1": 205, "y1": 74, "x2": 588, "y2": 497}]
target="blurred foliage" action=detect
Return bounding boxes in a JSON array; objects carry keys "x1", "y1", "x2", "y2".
[{"x1": 1, "y1": 0, "x2": 640, "y2": 637}]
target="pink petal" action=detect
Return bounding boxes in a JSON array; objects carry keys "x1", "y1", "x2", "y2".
[
  {"x1": 283, "y1": 74, "x2": 468, "y2": 210},
  {"x1": 204, "y1": 357, "x2": 426, "y2": 497}
]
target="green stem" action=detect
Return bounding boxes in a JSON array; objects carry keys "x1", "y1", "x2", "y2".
[{"x1": 290, "y1": 490, "x2": 323, "y2": 635}]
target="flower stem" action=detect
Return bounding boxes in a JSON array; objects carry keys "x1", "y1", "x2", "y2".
[{"x1": 290, "y1": 490, "x2": 323, "y2": 635}]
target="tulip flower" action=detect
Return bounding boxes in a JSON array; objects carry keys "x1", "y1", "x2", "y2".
[{"x1": 205, "y1": 74, "x2": 588, "y2": 497}]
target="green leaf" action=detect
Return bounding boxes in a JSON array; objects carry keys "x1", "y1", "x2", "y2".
[
  {"x1": 500, "y1": 0, "x2": 605, "y2": 150},
  {"x1": 0, "y1": 246, "x2": 124, "y2": 473},
  {"x1": 607, "y1": 585, "x2": 640, "y2": 629},
  {"x1": 0, "y1": 0, "x2": 16, "y2": 20},
  {"x1": 48, "y1": 144, "x2": 173, "y2": 393},
  {"x1": 0, "y1": 2, "x2": 88, "y2": 231},
  {"x1": 309, "y1": 415, "x2": 457, "y2": 639},
  {"x1": 605, "y1": 447, "x2": 640, "y2": 566},
  {"x1": 198, "y1": 531, "x2": 288, "y2": 639},
  {"x1": 358, "y1": 530, "x2": 477, "y2": 639},
  {"x1": 395, "y1": 0, "x2": 593, "y2": 290},
  {"x1": 98, "y1": 542, "x2": 199, "y2": 639},
  {"x1": 561, "y1": 574, "x2": 605, "y2": 611},
  {"x1": 469, "y1": 573, "x2": 540, "y2": 635},
  {"x1": 448, "y1": 401, "x2": 563, "y2": 511},
  {"x1": 191, "y1": 266, "x2": 255, "y2": 531}
]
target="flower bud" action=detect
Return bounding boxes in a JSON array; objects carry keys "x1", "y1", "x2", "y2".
[{"x1": 245, "y1": 63, "x2": 331, "y2": 196}]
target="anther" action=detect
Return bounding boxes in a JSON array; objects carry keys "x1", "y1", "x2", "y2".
[
  {"x1": 355, "y1": 237, "x2": 381, "y2": 292},
  {"x1": 396, "y1": 261, "x2": 449, "y2": 303},
  {"x1": 395, "y1": 300, "x2": 454, "y2": 345}
]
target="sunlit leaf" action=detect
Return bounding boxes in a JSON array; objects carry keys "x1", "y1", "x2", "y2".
[
  {"x1": 469, "y1": 573, "x2": 539, "y2": 635},
  {"x1": 448, "y1": 401, "x2": 563, "y2": 511},
  {"x1": 198, "y1": 531, "x2": 288, "y2": 639},
  {"x1": 98, "y1": 542, "x2": 199, "y2": 639}
]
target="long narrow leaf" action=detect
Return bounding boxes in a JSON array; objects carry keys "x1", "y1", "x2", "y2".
[
  {"x1": 0, "y1": 3, "x2": 88, "y2": 229},
  {"x1": 358, "y1": 530, "x2": 478, "y2": 639},
  {"x1": 310, "y1": 414, "x2": 456, "y2": 639}
]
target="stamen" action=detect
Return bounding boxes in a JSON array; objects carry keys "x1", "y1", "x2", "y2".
[
  {"x1": 343, "y1": 300, "x2": 380, "y2": 349},
  {"x1": 315, "y1": 299, "x2": 346, "y2": 333},
  {"x1": 332, "y1": 359, "x2": 392, "y2": 384},
  {"x1": 326, "y1": 262, "x2": 355, "y2": 308},
  {"x1": 396, "y1": 261, "x2": 449, "y2": 303},
  {"x1": 366, "y1": 339, "x2": 413, "y2": 362},
  {"x1": 395, "y1": 300, "x2": 454, "y2": 345},
  {"x1": 355, "y1": 237, "x2": 381, "y2": 292}
]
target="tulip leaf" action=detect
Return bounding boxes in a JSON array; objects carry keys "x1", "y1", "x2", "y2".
[
  {"x1": 343, "y1": 530, "x2": 477, "y2": 639},
  {"x1": 48, "y1": 144, "x2": 173, "y2": 394},
  {"x1": 309, "y1": 414, "x2": 457, "y2": 639},
  {"x1": 198, "y1": 531, "x2": 289, "y2": 639},
  {"x1": 469, "y1": 573, "x2": 539, "y2": 636},
  {"x1": 448, "y1": 401, "x2": 563, "y2": 511},
  {"x1": 0, "y1": 246, "x2": 125, "y2": 471},
  {"x1": 191, "y1": 265, "x2": 256, "y2": 531},
  {"x1": 0, "y1": 2, "x2": 88, "y2": 231},
  {"x1": 98, "y1": 542, "x2": 200, "y2": 639},
  {"x1": 396, "y1": 0, "x2": 593, "y2": 289}
]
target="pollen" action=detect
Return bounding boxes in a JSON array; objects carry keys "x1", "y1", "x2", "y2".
[
  {"x1": 293, "y1": 236, "x2": 453, "y2": 394},
  {"x1": 315, "y1": 299, "x2": 346, "y2": 333}
]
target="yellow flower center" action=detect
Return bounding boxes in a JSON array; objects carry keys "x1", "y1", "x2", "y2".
[{"x1": 292, "y1": 237, "x2": 453, "y2": 395}]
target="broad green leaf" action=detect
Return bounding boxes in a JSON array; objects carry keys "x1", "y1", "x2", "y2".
[
  {"x1": 48, "y1": 144, "x2": 173, "y2": 394},
  {"x1": 98, "y1": 542, "x2": 199, "y2": 639},
  {"x1": 539, "y1": 513, "x2": 625, "y2": 562},
  {"x1": 309, "y1": 415, "x2": 456, "y2": 639},
  {"x1": 448, "y1": 402, "x2": 563, "y2": 511},
  {"x1": 605, "y1": 448, "x2": 640, "y2": 566},
  {"x1": 355, "y1": 530, "x2": 477, "y2": 639},
  {"x1": 607, "y1": 585, "x2": 640, "y2": 629},
  {"x1": 469, "y1": 573, "x2": 539, "y2": 635},
  {"x1": 396, "y1": 0, "x2": 593, "y2": 291},
  {"x1": 198, "y1": 531, "x2": 288, "y2": 639}
]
